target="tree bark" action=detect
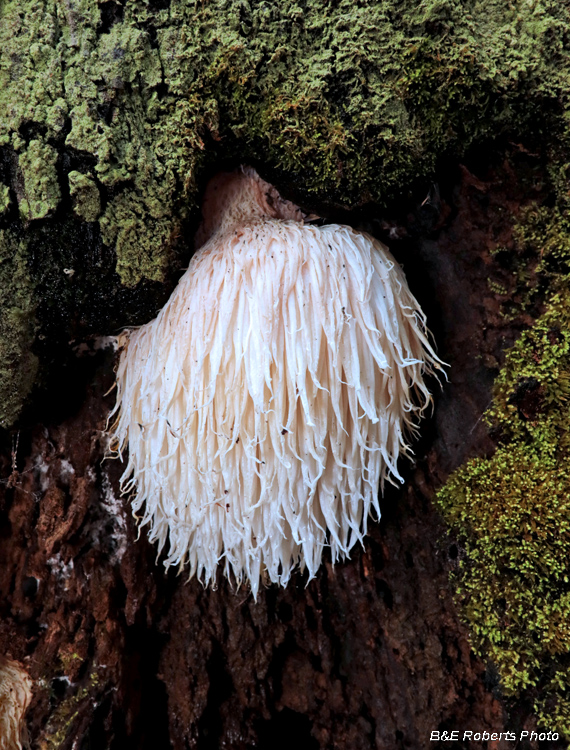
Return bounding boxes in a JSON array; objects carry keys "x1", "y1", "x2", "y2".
[
  {"x1": 1, "y1": 1, "x2": 568, "y2": 747},
  {"x1": 1, "y1": 152, "x2": 561, "y2": 750}
]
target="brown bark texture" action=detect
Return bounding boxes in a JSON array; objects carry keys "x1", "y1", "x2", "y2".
[{"x1": 0, "y1": 153, "x2": 562, "y2": 750}]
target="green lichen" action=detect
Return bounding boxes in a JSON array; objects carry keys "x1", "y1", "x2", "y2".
[
  {"x1": 0, "y1": 229, "x2": 38, "y2": 429},
  {"x1": 438, "y1": 192, "x2": 570, "y2": 736},
  {"x1": 99, "y1": 179, "x2": 179, "y2": 287},
  {"x1": 68, "y1": 171, "x2": 101, "y2": 223},
  {"x1": 0, "y1": 184, "x2": 10, "y2": 216},
  {"x1": 17, "y1": 139, "x2": 60, "y2": 221}
]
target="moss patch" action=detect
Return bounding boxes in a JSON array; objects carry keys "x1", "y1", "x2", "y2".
[{"x1": 438, "y1": 182, "x2": 570, "y2": 735}]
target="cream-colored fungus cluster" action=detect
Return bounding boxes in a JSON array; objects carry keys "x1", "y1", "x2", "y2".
[{"x1": 110, "y1": 167, "x2": 443, "y2": 597}]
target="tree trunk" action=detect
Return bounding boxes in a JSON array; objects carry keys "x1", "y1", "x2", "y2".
[
  {"x1": 1, "y1": 1, "x2": 568, "y2": 748},
  {"x1": 0, "y1": 152, "x2": 558, "y2": 749}
]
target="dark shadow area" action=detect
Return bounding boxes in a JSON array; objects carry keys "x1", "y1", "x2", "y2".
[
  {"x1": 197, "y1": 642, "x2": 234, "y2": 749},
  {"x1": 257, "y1": 708, "x2": 319, "y2": 750},
  {"x1": 109, "y1": 625, "x2": 171, "y2": 750}
]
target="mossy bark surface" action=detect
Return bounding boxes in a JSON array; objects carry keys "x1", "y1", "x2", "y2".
[
  {"x1": 0, "y1": 0, "x2": 568, "y2": 425},
  {"x1": 1, "y1": 1, "x2": 570, "y2": 748},
  {"x1": 438, "y1": 166, "x2": 570, "y2": 741}
]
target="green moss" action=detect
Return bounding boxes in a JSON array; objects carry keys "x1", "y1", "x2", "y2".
[
  {"x1": 491, "y1": 197, "x2": 570, "y2": 317},
  {"x1": 99, "y1": 180, "x2": 180, "y2": 288},
  {"x1": 57, "y1": 650, "x2": 83, "y2": 676},
  {"x1": 440, "y1": 445, "x2": 570, "y2": 687},
  {"x1": 0, "y1": 229, "x2": 38, "y2": 429},
  {"x1": 438, "y1": 207, "x2": 570, "y2": 734}
]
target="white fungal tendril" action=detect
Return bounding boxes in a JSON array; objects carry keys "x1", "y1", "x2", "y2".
[{"x1": 109, "y1": 166, "x2": 445, "y2": 599}]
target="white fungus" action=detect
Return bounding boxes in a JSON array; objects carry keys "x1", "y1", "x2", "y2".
[{"x1": 109, "y1": 167, "x2": 444, "y2": 598}]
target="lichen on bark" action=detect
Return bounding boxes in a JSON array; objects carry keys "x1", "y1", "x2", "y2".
[
  {"x1": 68, "y1": 172, "x2": 101, "y2": 224},
  {"x1": 16, "y1": 139, "x2": 60, "y2": 221}
]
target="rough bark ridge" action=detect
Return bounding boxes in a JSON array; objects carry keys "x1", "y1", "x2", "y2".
[{"x1": 1, "y1": 152, "x2": 564, "y2": 749}]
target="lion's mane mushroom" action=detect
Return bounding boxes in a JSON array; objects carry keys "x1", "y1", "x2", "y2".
[{"x1": 110, "y1": 167, "x2": 443, "y2": 598}]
